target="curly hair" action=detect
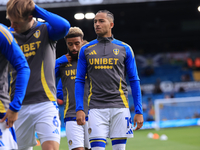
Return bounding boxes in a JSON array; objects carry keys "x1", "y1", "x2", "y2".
[{"x1": 64, "y1": 27, "x2": 84, "y2": 39}]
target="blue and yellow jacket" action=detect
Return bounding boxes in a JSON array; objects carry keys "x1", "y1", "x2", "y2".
[{"x1": 75, "y1": 36, "x2": 143, "y2": 114}]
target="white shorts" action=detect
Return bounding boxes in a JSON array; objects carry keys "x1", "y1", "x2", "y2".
[
  {"x1": 14, "y1": 101, "x2": 61, "y2": 149},
  {"x1": 65, "y1": 121, "x2": 91, "y2": 150},
  {"x1": 0, "y1": 122, "x2": 18, "y2": 150},
  {"x1": 88, "y1": 108, "x2": 133, "y2": 139}
]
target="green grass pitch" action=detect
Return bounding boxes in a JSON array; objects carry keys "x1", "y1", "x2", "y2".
[{"x1": 33, "y1": 126, "x2": 200, "y2": 150}]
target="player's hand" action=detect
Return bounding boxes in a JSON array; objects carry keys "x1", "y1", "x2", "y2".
[
  {"x1": 0, "y1": 109, "x2": 18, "y2": 128},
  {"x1": 65, "y1": 54, "x2": 72, "y2": 63},
  {"x1": 76, "y1": 110, "x2": 85, "y2": 125},
  {"x1": 133, "y1": 114, "x2": 143, "y2": 130},
  {"x1": 57, "y1": 99, "x2": 64, "y2": 105}
]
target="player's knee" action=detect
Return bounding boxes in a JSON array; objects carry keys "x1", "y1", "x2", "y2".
[
  {"x1": 111, "y1": 138, "x2": 127, "y2": 150},
  {"x1": 41, "y1": 141, "x2": 59, "y2": 150},
  {"x1": 89, "y1": 138, "x2": 106, "y2": 150},
  {"x1": 72, "y1": 147, "x2": 84, "y2": 150}
]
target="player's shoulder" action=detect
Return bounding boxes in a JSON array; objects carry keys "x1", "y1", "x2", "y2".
[
  {"x1": 0, "y1": 23, "x2": 9, "y2": 30},
  {"x1": 0, "y1": 24, "x2": 11, "y2": 36},
  {"x1": 0, "y1": 24, "x2": 13, "y2": 44},
  {"x1": 0, "y1": 23, "x2": 6, "y2": 30},
  {"x1": 112, "y1": 39, "x2": 131, "y2": 48},
  {"x1": 82, "y1": 39, "x2": 98, "y2": 50},
  {"x1": 114, "y1": 39, "x2": 134, "y2": 54},
  {"x1": 36, "y1": 21, "x2": 47, "y2": 28}
]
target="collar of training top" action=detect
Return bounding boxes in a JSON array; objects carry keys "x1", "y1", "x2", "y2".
[
  {"x1": 21, "y1": 21, "x2": 38, "y2": 35},
  {"x1": 97, "y1": 35, "x2": 114, "y2": 42}
]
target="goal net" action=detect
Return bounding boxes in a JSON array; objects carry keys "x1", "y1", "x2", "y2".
[{"x1": 154, "y1": 96, "x2": 200, "y2": 130}]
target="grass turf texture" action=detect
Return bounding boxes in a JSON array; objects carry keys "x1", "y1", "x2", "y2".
[{"x1": 33, "y1": 126, "x2": 200, "y2": 150}]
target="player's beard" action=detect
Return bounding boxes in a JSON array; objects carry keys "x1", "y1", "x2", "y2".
[{"x1": 69, "y1": 50, "x2": 78, "y2": 61}]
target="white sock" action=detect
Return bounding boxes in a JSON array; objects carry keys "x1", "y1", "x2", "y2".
[
  {"x1": 91, "y1": 147, "x2": 105, "y2": 150},
  {"x1": 112, "y1": 144, "x2": 126, "y2": 150}
]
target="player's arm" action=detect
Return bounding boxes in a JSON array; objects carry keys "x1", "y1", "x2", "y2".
[
  {"x1": 33, "y1": 4, "x2": 70, "y2": 41},
  {"x1": 56, "y1": 79, "x2": 64, "y2": 105},
  {"x1": 55, "y1": 55, "x2": 69, "y2": 78},
  {"x1": 57, "y1": 79, "x2": 63, "y2": 100},
  {"x1": 125, "y1": 45, "x2": 143, "y2": 130},
  {"x1": 75, "y1": 47, "x2": 87, "y2": 125},
  {"x1": 0, "y1": 25, "x2": 30, "y2": 127}
]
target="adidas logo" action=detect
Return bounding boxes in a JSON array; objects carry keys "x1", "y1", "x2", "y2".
[
  {"x1": 52, "y1": 129, "x2": 59, "y2": 135},
  {"x1": 126, "y1": 129, "x2": 133, "y2": 134},
  {"x1": 0, "y1": 140, "x2": 5, "y2": 147},
  {"x1": 89, "y1": 50, "x2": 97, "y2": 55}
]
